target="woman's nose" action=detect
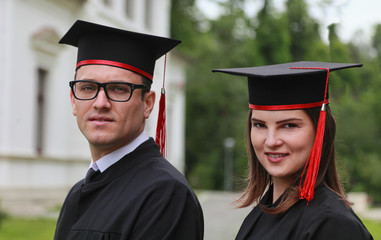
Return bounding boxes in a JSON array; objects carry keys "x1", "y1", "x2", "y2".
[{"x1": 265, "y1": 130, "x2": 283, "y2": 148}]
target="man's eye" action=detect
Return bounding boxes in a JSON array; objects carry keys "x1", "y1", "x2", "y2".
[
  {"x1": 110, "y1": 85, "x2": 130, "y2": 93},
  {"x1": 80, "y1": 85, "x2": 96, "y2": 91}
]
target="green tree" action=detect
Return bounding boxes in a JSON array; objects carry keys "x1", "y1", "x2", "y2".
[
  {"x1": 171, "y1": 0, "x2": 381, "y2": 202},
  {"x1": 170, "y1": 0, "x2": 202, "y2": 56},
  {"x1": 372, "y1": 24, "x2": 381, "y2": 65},
  {"x1": 285, "y1": 0, "x2": 328, "y2": 60},
  {"x1": 330, "y1": 23, "x2": 381, "y2": 202},
  {"x1": 171, "y1": 0, "x2": 262, "y2": 190},
  {"x1": 256, "y1": 0, "x2": 292, "y2": 64}
]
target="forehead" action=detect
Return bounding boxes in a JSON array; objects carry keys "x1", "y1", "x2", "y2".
[
  {"x1": 76, "y1": 65, "x2": 143, "y2": 83},
  {"x1": 251, "y1": 109, "x2": 310, "y2": 121}
]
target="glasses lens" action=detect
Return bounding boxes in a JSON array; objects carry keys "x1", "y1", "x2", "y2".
[
  {"x1": 73, "y1": 81, "x2": 98, "y2": 100},
  {"x1": 106, "y1": 83, "x2": 132, "y2": 101}
]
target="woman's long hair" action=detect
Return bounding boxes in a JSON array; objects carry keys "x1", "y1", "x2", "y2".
[{"x1": 236, "y1": 106, "x2": 350, "y2": 214}]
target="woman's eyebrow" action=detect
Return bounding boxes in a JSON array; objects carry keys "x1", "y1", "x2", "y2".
[
  {"x1": 251, "y1": 117, "x2": 265, "y2": 123},
  {"x1": 275, "y1": 118, "x2": 303, "y2": 124}
]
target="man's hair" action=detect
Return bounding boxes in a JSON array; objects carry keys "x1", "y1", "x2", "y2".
[{"x1": 141, "y1": 76, "x2": 152, "y2": 99}]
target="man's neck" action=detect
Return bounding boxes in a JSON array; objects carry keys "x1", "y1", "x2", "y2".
[{"x1": 89, "y1": 131, "x2": 149, "y2": 172}]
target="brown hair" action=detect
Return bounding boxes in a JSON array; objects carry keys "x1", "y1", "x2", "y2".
[{"x1": 236, "y1": 106, "x2": 350, "y2": 214}]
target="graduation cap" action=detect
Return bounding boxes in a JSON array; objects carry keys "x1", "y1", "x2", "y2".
[
  {"x1": 213, "y1": 61, "x2": 362, "y2": 203},
  {"x1": 60, "y1": 20, "x2": 181, "y2": 157},
  {"x1": 59, "y1": 20, "x2": 181, "y2": 81},
  {"x1": 213, "y1": 61, "x2": 362, "y2": 110}
]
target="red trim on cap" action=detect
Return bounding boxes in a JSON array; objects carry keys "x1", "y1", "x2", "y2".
[
  {"x1": 76, "y1": 60, "x2": 153, "y2": 80},
  {"x1": 249, "y1": 100, "x2": 329, "y2": 110}
]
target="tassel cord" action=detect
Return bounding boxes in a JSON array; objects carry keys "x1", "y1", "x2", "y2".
[
  {"x1": 290, "y1": 67, "x2": 330, "y2": 204},
  {"x1": 155, "y1": 54, "x2": 167, "y2": 157}
]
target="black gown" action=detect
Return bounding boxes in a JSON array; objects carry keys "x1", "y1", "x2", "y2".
[
  {"x1": 236, "y1": 185, "x2": 373, "y2": 240},
  {"x1": 54, "y1": 138, "x2": 204, "y2": 240}
]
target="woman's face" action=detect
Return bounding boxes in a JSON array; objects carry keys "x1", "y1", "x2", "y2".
[{"x1": 250, "y1": 109, "x2": 315, "y2": 184}]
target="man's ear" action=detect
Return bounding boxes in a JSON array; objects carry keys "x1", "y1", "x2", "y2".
[
  {"x1": 143, "y1": 91, "x2": 156, "y2": 119},
  {"x1": 70, "y1": 90, "x2": 77, "y2": 116}
]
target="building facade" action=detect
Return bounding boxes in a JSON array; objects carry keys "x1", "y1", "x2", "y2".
[{"x1": 0, "y1": 0, "x2": 186, "y2": 215}]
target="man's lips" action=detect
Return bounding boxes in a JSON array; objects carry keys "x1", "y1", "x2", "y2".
[{"x1": 88, "y1": 115, "x2": 114, "y2": 125}]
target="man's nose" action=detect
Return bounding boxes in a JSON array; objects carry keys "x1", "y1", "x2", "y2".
[{"x1": 93, "y1": 88, "x2": 111, "y2": 109}]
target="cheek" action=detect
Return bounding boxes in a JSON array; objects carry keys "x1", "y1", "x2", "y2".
[
  {"x1": 72, "y1": 101, "x2": 92, "y2": 124},
  {"x1": 290, "y1": 131, "x2": 315, "y2": 159},
  {"x1": 250, "y1": 129, "x2": 264, "y2": 152}
]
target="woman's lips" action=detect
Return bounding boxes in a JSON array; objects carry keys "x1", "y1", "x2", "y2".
[{"x1": 265, "y1": 152, "x2": 289, "y2": 163}]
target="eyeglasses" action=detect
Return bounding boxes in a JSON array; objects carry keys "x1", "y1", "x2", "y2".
[{"x1": 70, "y1": 80, "x2": 148, "y2": 102}]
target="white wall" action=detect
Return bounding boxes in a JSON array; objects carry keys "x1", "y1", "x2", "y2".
[{"x1": 0, "y1": 0, "x2": 186, "y2": 194}]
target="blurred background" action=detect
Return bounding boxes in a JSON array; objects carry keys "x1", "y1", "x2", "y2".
[{"x1": 0, "y1": 0, "x2": 380, "y2": 239}]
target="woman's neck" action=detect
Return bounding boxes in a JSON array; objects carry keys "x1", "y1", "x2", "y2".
[{"x1": 272, "y1": 177, "x2": 293, "y2": 204}]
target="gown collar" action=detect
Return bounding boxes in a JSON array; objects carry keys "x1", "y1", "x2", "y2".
[{"x1": 89, "y1": 131, "x2": 149, "y2": 173}]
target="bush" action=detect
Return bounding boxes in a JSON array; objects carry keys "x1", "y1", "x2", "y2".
[{"x1": 0, "y1": 207, "x2": 8, "y2": 228}]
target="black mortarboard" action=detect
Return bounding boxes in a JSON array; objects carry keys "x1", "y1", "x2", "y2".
[
  {"x1": 213, "y1": 61, "x2": 363, "y2": 204},
  {"x1": 59, "y1": 20, "x2": 181, "y2": 81},
  {"x1": 213, "y1": 61, "x2": 362, "y2": 110}
]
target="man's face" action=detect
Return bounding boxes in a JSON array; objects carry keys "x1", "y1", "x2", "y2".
[{"x1": 71, "y1": 65, "x2": 155, "y2": 160}]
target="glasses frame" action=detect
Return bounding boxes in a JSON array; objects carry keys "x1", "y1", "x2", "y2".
[{"x1": 69, "y1": 80, "x2": 148, "y2": 102}]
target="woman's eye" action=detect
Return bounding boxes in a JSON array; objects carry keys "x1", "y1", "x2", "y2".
[
  {"x1": 253, "y1": 122, "x2": 266, "y2": 128},
  {"x1": 283, "y1": 123, "x2": 298, "y2": 128}
]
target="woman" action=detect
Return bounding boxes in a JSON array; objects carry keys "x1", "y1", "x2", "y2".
[{"x1": 213, "y1": 61, "x2": 373, "y2": 240}]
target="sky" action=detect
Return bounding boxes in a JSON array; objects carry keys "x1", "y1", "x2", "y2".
[{"x1": 196, "y1": 0, "x2": 381, "y2": 43}]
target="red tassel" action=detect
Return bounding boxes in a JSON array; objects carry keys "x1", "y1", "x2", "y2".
[
  {"x1": 155, "y1": 54, "x2": 167, "y2": 157},
  {"x1": 299, "y1": 104, "x2": 326, "y2": 203},
  {"x1": 156, "y1": 88, "x2": 166, "y2": 157},
  {"x1": 290, "y1": 67, "x2": 330, "y2": 204}
]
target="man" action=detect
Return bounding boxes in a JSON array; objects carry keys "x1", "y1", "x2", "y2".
[{"x1": 54, "y1": 20, "x2": 204, "y2": 240}]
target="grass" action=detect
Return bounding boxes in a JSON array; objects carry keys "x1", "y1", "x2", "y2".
[
  {"x1": 0, "y1": 217, "x2": 56, "y2": 240},
  {"x1": 0, "y1": 217, "x2": 379, "y2": 239},
  {"x1": 362, "y1": 218, "x2": 381, "y2": 240}
]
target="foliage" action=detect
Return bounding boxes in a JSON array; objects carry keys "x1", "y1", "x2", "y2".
[
  {"x1": 256, "y1": 0, "x2": 291, "y2": 64},
  {"x1": 0, "y1": 217, "x2": 56, "y2": 239},
  {"x1": 0, "y1": 208, "x2": 8, "y2": 229},
  {"x1": 170, "y1": 0, "x2": 381, "y2": 200},
  {"x1": 285, "y1": 0, "x2": 327, "y2": 60}
]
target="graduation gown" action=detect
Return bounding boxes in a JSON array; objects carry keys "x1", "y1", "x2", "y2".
[
  {"x1": 236, "y1": 185, "x2": 373, "y2": 240},
  {"x1": 54, "y1": 138, "x2": 204, "y2": 240}
]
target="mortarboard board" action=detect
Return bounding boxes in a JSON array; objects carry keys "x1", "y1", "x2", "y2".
[
  {"x1": 213, "y1": 61, "x2": 362, "y2": 110},
  {"x1": 213, "y1": 61, "x2": 363, "y2": 203},
  {"x1": 59, "y1": 20, "x2": 181, "y2": 81}
]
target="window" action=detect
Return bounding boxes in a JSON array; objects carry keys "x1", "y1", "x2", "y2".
[
  {"x1": 36, "y1": 68, "x2": 48, "y2": 155},
  {"x1": 126, "y1": 0, "x2": 134, "y2": 19},
  {"x1": 103, "y1": 0, "x2": 112, "y2": 7},
  {"x1": 144, "y1": 0, "x2": 153, "y2": 29},
  {"x1": 32, "y1": 27, "x2": 62, "y2": 156}
]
